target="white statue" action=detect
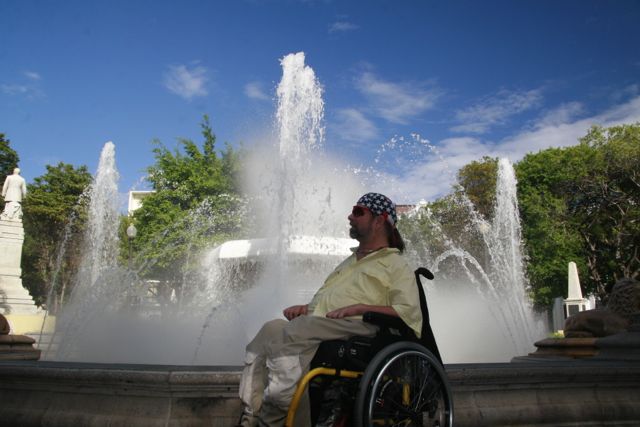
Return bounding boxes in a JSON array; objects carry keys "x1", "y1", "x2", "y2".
[{"x1": 1, "y1": 168, "x2": 27, "y2": 221}]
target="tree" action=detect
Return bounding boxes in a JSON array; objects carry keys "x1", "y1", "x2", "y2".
[
  {"x1": 516, "y1": 147, "x2": 588, "y2": 306},
  {"x1": 569, "y1": 124, "x2": 640, "y2": 293},
  {"x1": 0, "y1": 133, "x2": 20, "y2": 180},
  {"x1": 401, "y1": 157, "x2": 500, "y2": 272},
  {"x1": 457, "y1": 156, "x2": 499, "y2": 220},
  {"x1": 400, "y1": 170, "x2": 496, "y2": 279},
  {"x1": 516, "y1": 123, "x2": 640, "y2": 305},
  {"x1": 22, "y1": 163, "x2": 92, "y2": 308},
  {"x1": 130, "y1": 116, "x2": 246, "y2": 301}
]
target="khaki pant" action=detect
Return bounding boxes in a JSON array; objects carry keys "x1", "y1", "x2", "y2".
[{"x1": 239, "y1": 315, "x2": 378, "y2": 427}]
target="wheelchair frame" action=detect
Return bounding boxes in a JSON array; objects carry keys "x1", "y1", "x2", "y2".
[{"x1": 285, "y1": 268, "x2": 454, "y2": 427}]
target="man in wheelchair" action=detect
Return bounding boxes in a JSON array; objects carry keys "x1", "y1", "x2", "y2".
[{"x1": 238, "y1": 193, "x2": 451, "y2": 427}]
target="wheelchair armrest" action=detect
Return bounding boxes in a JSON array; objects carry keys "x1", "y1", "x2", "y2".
[{"x1": 362, "y1": 311, "x2": 412, "y2": 338}]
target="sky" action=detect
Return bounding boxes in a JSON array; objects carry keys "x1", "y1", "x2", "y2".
[{"x1": 2, "y1": 0, "x2": 640, "y2": 204}]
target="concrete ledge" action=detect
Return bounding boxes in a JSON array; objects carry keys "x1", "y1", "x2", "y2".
[
  {"x1": 0, "y1": 362, "x2": 243, "y2": 427},
  {"x1": 1, "y1": 360, "x2": 640, "y2": 426},
  {"x1": 449, "y1": 361, "x2": 640, "y2": 426}
]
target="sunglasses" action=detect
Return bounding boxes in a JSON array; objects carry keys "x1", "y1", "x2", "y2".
[
  {"x1": 351, "y1": 205, "x2": 371, "y2": 217},
  {"x1": 352, "y1": 205, "x2": 393, "y2": 224}
]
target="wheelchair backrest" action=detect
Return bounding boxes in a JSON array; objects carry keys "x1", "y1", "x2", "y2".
[{"x1": 415, "y1": 268, "x2": 444, "y2": 365}]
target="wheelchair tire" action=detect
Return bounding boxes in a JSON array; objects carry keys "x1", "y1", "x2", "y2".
[{"x1": 353, "y1": 341, "x2": 454, "y2": 427}]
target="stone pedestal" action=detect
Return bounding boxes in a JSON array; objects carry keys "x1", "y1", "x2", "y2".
[
  {"x1": 526, "y1": 337, "x2": 599, "y2": 359},
  {"x1": 520, "y1": 313, "x2": 640, "y2": 362},
  {"x1": 0, "y1": 219, "x2": 38, "y2": 315},
  {"x1": 0, "y1": 314, "x2": 40, "y2": 360},
  {"x1": 0, "y1": 334, "x2": 41, "y2": 360}
]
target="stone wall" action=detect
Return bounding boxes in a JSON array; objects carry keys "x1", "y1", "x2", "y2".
[
  {"x1": 450, "y1": 361, "x2": 640, "y2": 426},
  {"x1": 0, "y1": 362, "x2": 243, "y2": 426},
  {"x1": 1, "y1": 360, "x2": 640, "y2": 426}
]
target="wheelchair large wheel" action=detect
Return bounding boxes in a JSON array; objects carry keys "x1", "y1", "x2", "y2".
[{"x1": 354, "y1": 341, "x2": 453, "y2": 427}]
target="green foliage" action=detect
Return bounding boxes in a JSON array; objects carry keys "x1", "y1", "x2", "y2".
[
  {"x1": 457, "y1": 156, "x2": 499, "y2": 220},
  {"x1": 0, "y1": 133, "x2": 20, "y2": 179},
  {"x1": 401, "y1": 158, "x2": 498, "y2": 276},
  {"x1": 399, "y1": 191, "x2": 491, "y2": 281},
  {"x1": 516, "y1": 147, "x2": 589, "y2": 306},
  {"x1": 22, "y1": 163, "x2": 92, "y2": 308},
  {"x1": 571, "y1": 124, "x2": 640, "y2": 290},
  {"x1": 517, "y1": 123, "x2": 640, "y2": 305},
  {"x1": 130, "y1": 116, "x2": 246, "y2": 287},
  {"x1": 145, "y1": 116, "x2": 241, "y2": 201}
]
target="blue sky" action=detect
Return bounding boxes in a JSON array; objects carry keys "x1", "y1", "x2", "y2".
[{"x1": 2, "y1": 0, "x2": 640, "y2": 203}]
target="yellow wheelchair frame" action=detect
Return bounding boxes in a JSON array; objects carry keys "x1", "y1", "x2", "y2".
[{"x1": 285, "y1": 367, "x2": 362, "y2": 426}]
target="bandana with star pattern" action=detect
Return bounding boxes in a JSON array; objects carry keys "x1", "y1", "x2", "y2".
[{"x1": 357, "y1": 192, "x2": 398, "y2": 226}]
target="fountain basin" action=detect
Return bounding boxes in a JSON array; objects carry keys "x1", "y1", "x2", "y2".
[
  {"x1": 0, "y1": 361, "x2": 242, "y2": 426},
  {"x1": 209, "y1": 236, "x2": 354, "y2": 260},
  {"x1": 2, "y1": 360, "x2": 640, "y2": 426}
]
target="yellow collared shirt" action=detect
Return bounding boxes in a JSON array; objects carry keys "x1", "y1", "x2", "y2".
[{"x1": 308, "y1": 248, "x2": 422, "y2": 338}]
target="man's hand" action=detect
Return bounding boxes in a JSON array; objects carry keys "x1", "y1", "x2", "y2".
[{"x1": 283, "y1": 304, "x2": 308, "y2": 320}]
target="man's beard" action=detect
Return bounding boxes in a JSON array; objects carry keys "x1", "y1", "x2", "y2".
[{"x1": 349, "y1": 226, "x2": 361, "y2": 240}]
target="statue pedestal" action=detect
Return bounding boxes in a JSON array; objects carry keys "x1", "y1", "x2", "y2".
[
  {"x1": 0, "y1": 314, "x2": 40, "y2": 360},
  {"x1": 0, "y1": 219, "x2": 38, "y2": 315},
  {"x1": 524, "y1": 337, "x2": 599, "y2": 359}
]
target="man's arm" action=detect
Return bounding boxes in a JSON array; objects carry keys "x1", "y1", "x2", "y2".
[{"x1": 325, "y1": 304, "x2": 398, "y2": 319}]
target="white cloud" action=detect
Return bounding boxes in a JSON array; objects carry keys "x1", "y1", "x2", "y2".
[
  {"x1": 0, "y1": 83, "x2": 43, "y2": 99},
  {"x1": 389, "y1": 136, "x2": 488, "y2": 202},
  {"x1": 610, "y1": 83, "x2": 640, "y2": 103},
  {"x1": 163, "y1": 64, "x2": 208, "y2": 100},
  {"x1": 332, "y1": 108, "x2": 378, "y2": 142},
  {"x1": 452, "y1": 89, "x2": 542, "y2": 134},
  {"x1": 1, "y1": 70, "x2": 44, "y2": 98},
  {"x1": 356, "y1": 72, "x2": 440, "y2": 124},
  {"x1": 438, "y1": 136, "x2": 489, "y2": 159},
  {"x1": 244, "y1": 81, "x2": 270, "y2": 100},
  {"x1": 24, "y1": 71, "x2": 41, "y2": 81},
  {"x1": 390, "y1": 95, "x2": 640, "y2": 203},
  {"x1": 497, "y1": 95, "x2": 640, "y2": 160},
  {"x1": 1, "y1": 84, "x2": 30, "y2": 95},
  {"x1": 328, "y1": 20, "x2": 359, "y2": 34},
  {"x1": 535, "y1": 102, "x2": 584, "y2": 128}
]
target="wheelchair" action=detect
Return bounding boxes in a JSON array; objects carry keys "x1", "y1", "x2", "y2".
[{"x1": 285, "y1": 268, "x2": 454, "y2": 427}]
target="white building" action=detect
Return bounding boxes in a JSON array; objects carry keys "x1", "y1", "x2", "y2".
[{"x1": 127, "y1": 191, "x2": 155, "y2": 215}]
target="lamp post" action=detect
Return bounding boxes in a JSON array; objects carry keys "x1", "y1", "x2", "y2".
[{"x1": 126, "y1": 223, "x2": 137, "y2": 269}]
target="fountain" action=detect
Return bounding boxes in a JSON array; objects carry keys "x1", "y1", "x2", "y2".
[
  {"x1": 49, "y1": 142, "x2": 124, "y2": 361},
  {"x1": 41, "y1": 52, "x2": 545, "y2": 366},
  {"x1": 2, "y1": 52, "x2": 639, "y2": 427},
  {"x1": 43, "y1": 52, "x2": 365, "y2": 365},
  {"x1": 404, "y1": 158, "x2": 546, "y2": 362}
]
